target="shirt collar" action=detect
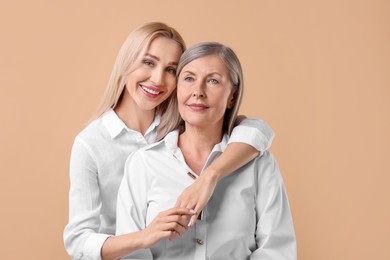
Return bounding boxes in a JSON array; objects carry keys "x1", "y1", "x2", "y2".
[
  {"x1": 164, "y1": 130, "x2": 180, "y2": 152},
  {"x1": 145, "y1": 113, "x2": 161, "y2": 136},
  {"x1": 102, "y1": 109, "x2": 161, "y2": 139},
  {"x1": 102, "y1": 109, "x2": 128, "y2": 139},
  {"x1": 163, "y1": 130, "x2": 229, "y2": 154}
]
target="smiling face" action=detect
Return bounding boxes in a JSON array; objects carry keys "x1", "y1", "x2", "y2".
[
  {"x1": 177, "y1": 54, "x2": 236, "y2": 131},
  {"x1": 123, "y1": 36, "x2": 182, "y2": 112}
]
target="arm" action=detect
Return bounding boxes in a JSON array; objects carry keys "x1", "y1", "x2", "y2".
[
  {"x1": 63, "y1": 138, "x2": 110, "y2": 260},
  {"x1": 229, "y1": 116, "x2": 275, "y2": 153},
  {"x1": 175, "y1": 117, "x2": 274, "y2": 225},
  {"x1": 250, "y1": 152, "x2": 296, "y2": 260}
]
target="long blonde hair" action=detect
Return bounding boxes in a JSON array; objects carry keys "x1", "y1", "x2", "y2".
[
  {"x1": 157, "y1": 42, "x2": 244, "y2": 141},
  {"x1": 92, "y1": 22, "x2": 186, "y2": 120}
]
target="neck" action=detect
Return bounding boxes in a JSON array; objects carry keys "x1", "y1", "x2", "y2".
[
  {"x1": 114, "y1": 92, "x2": 155, "y2": 135},
  {"x1": 178, "y1": 124, "x2": 223, "y2": 175}
]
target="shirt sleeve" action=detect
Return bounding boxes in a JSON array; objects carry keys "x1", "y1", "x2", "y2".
[
  {"x1": 250, "y1": 151, "x2": 297, "y2": 260},
  {"x1": 228, "y1": 117, "x2": 275, "y2": 153},
  {"x1": 116, "y1": 151, "x2": 153, "y2": 259},
  {"x1": 63, "y1": 137, "x2": 111, "y2": 260}
]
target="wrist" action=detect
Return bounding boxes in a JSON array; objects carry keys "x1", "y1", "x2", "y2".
[
  {"x1": 137, "y1": 230, "x2": 149, "y2": 249},
  {"x1": 202, "y1": 166, "x2": 222, "y2": 183}
]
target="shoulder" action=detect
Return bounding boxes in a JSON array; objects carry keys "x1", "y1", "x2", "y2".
[
  {"x1": 73, "y1": 118, "x2": 109, "y2": 147},
  {"x1": 76, "y1": 118, "x2": 105, "y2": 139},
  {"x1": 255, "y1": 150, "x2": 275, "y2": 163},
  {"x1": 252, "y1": 151, "x2": 283, "y2": 184}
]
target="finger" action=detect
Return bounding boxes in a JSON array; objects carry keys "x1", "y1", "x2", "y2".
[
  {"x1": 188, "y1": 205, "x2": 203, "y2": 227},
  {"x1": 157, "y1": 214, "x2": 191, "y2": 228},
  {"x1": 161, "y1": 230, "x2": 175, "y2": 241},
  {"x1": 175, "y1": 196, "x2": 197, "y2": 212},
  {"x1": 171, "y1": 223, "x2": 187, "y2": 237},
  {"x1": 168, "y1": 232, "x2": 176, "y2": 241},
  {"x1": 160, "y1": 222, "x2": 187, "y2": 237},
  {"x1": 188, "y1": 214, "x2": 197, "y2": 227},
  {"x1": 175, "y1": 195, "x2": 195, "y2": 209},
  {"x1": 179, "y1": 214, "x2": 192, "y2": 229},
  {"x1": 168, "y1": 230, "x2": 180, "y2": 241},
  {"x1": 163, "y1": 207, "x2": 196, "y2": 216}
]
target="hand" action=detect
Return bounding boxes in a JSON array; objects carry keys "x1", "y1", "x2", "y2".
[
  {"x1": 140, "y1": 207, "x2": 195, "y2": 249},
  {"x1": 174, "y1": 173, "x2": 218, "y2": 227}
]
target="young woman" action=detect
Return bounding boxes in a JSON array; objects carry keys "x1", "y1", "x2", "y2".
[
  {"x1": 116, "y1": 42, "x2": 296, "y2": 259},
  {"x1": 64, "y1": 23, "x2": 274, "y2": 260}
]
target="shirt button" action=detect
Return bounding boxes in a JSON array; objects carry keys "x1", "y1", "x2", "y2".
[
  {"x1": 187, "y1": 172, "x2": 197, "y2": 180},
  {"x1": 196, "y1": 238, "x2": 204, "y2": 245}
]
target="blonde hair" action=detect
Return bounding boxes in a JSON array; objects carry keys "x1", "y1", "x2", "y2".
[
  {"x1": 92, "y1": 22, "x2": 186, "y2": 120},
  {"x1": 157, "y1": 42, "x2": 244, "y2": 140}
]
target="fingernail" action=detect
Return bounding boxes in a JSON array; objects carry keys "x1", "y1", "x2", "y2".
[
  {"x1": 190, "y1": 209, "x2": 196, "y2": 214},
  {"x1": 188, "y1": 220, "x2": 193, "y2": 227}
]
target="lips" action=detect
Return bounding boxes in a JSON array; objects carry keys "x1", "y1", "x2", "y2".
[
  {"x1": 140, "y1": 85, "x2": 161, "y2": 96},
  {"x1": 187, "y1": 103, "x2": 209, "y2": 111}
]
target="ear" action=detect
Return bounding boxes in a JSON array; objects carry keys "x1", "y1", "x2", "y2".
[{"x1": 227, "y1": 90, "x2": 237, "y2": 109}]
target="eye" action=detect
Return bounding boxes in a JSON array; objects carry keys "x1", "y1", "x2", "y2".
[
  {"x1": 166, "y1": 67, "x2": 177, "y2": 75},
  {"x1": 184, "y1": 76, "x2": 194, "y2": 82},
  {"x1": 143, "y1": 59, "x2": 154, "y2": 67},
  {"x1": 209, "y1": 79, "x2": 219, "y2": 85}
]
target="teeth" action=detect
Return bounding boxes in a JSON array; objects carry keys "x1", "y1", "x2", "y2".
[{"x1": 141, "y1": 86, "x2": 160, "y2": 95}]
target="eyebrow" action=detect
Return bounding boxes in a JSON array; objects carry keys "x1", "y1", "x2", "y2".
[
  {"x1": 208, "y1": 72, "x2": 223, "y2": 77},
  {"x1": 181, "y1": 70, "x2": 222, "y2": 77},
  {"x1": 181, "y1": 70, "x2": 196, "y2": 76},
  {"x1": 144, "y1": 53, "x2": 178, "y2": 66}
]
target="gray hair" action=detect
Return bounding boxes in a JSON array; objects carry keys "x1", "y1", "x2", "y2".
[{"x1": 157, "y1": 42, "x2": 244, "y2": 140}]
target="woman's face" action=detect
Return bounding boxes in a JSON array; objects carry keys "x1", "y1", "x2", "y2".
[
  {"x1": 177, "y1": 54, "x2": 235, "y2": 130},
  {"x1": 124, "y1": 36, "x2": 182, "y2": 111}
]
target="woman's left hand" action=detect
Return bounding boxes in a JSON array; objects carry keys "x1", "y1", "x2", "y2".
[{"x1": 174, "y1": 172, "x2": 218, "y2": 227}]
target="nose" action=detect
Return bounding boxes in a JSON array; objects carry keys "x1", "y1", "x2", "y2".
[
  {"x1": 150, "y1": 68, "x2": 164, "y2": 86},
  {"x1": 192, "y1": 81, "x2": 205, "y2": 98}
]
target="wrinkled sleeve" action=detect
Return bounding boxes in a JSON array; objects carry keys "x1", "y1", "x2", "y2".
[
  {"x1": 116, "y1": 151, "x2": 153, "y2": 259},
  {"x1": 63, "y1": 137, "x2": 110, "y2": 260},
  {"x1": 228, "y1": 117, "x2": 275, "y2": 153},
  {"x1": 250, "y1": 151, "x2": 297, "y2": 260}
]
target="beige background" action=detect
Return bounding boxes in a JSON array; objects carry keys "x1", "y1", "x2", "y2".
[{"x1": 1, "y1": 0, "x2": 389, "y2": 259}]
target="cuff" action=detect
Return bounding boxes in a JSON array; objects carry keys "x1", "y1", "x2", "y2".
[
  {"x1": 228, "y1": 125, "x2": 273, "y2": 153},
  {"x1": 83, "y1": 233, "x2": 112, "y2": 260}
]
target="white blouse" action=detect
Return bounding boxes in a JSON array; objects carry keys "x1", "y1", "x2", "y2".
[
  {"x1": 116, "y1": 130, "x2": 296, "y2": 260},
  {"x1": 64, "y1": 109, "x2": 274, "y2": 260}
]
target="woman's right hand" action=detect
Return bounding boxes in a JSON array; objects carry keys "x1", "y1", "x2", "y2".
[{"x1": 139, "y1": 207, "x2": 196, "y2": 249}]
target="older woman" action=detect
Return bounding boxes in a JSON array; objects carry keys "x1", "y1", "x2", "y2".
[{"x1": 116, "y1": 42, "x2": 296, "y2": 259}]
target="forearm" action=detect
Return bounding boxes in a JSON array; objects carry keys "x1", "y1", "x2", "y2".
[
  {"x1": 204, "y1": 142, "x2": 259, "y2": 181},
  {"x1": 204, "y1": 116, "x2": 273, "y2": 181},
  {"x1": 175, "y1": 140, "x2": 260, "y2": 226},
  {"x1": 101, "y1": 232, "x2": 145, "y2": 260}
]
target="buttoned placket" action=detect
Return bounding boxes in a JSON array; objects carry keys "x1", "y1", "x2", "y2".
[
  {"x1": 171, "y1": 150, "x2": 210, "y2": 259},
  {"x1": 172, "y1": 152, "x2": 198, "y2": 178},
  {"x1": 194, "y1": 217, "x2": 207, "y2": 259}
]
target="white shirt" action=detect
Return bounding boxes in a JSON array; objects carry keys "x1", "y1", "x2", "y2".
[
  {"x1": 64, "y1": 109, "x2": 275, "y2": 260},
  {"x1": 116, "y1": 130, "x2": 296, "y2": 260}
]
